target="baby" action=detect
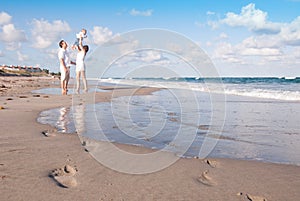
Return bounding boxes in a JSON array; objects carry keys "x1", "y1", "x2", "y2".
[{"x1": 72, "y1": 28, "x2": 87, "y2": 49}]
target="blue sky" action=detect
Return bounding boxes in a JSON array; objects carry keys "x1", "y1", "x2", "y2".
[{"x1": 1, "y1": 0, "x2": 300, "y2": 77}]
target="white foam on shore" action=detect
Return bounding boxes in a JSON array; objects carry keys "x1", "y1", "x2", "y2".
[{"x1": 99, "y1": 78, "x2": 300, "y2": 101}]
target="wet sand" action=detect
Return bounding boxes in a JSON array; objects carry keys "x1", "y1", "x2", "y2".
[{"x1": 0, "y1": 76, "x2": 300, "y2": 201}]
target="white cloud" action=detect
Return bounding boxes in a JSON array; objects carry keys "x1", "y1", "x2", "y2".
[
  {"x1": 219, "y1": 33, "x2": 228, "y2": 40},
  {"x1": 206, "y1": 11, "x2": 215, "y2": 15},
  {"x1": 31, "y1": 19, "x2": 71, "y2": 49},
  {"x1": 213, "y1": 41, "x2": 242, "y2": 63},
  {"x1": 0, "y1": 12, "x2": 12, "y2": 25},
  {"x1": 114, "y1": 50, "x2": 172, "y2": 68},
  {"x1": 221, "y1": 3, "x2": 281, "y2": 34},
  {"x1": 206, "y1": 3, "x2": 300, "y2": 68},
  {"x1": 17, "y1": 51, "x2": 28, "y2": 61},
  {"x1": 90, "y1": 26, "x2": 114, "y2": 45},
  {"x1": 0, "y1": 12, "x2": 26, "y2": 51},
  {"x1": 0, "y1": 24, "x2": 26, "y2": 42},
  {"x1": 239, "y1": 47, "x2": 281, "y2": 56},
  {"x1": 0, "y1": 23, "x2": 26, "y2": 50},
  {"x1": 166, "y1": 42, "x2": 184, "y2": 55},
  {"x1": 213, "y1": 3, "x2": 300, "y2": 47},
  {"x1": 239, "y1": 35, "x2": 280, "y2": 49},
  {"x1": 212, "y1": 36, "x2": 283, "y2": 65},
  {"x1": 207, "y1": 20, "x2": 219, "y2": 30},
  {"x1": 5, "y1": 42, "x2": 22, "y2": 51},
  {"x1": 45, "y1": 48, "x2": 60, "y2": 59},
  {"x1": 294, "y1": 47, "x2": 300, "y2": 59},
  {"x1": 280, "y1": 16, "x2": 300, "y2": 46},
  {"x1": 118, "y1": 38, "x2": 140, "y2": 56},
  {"x1": 213, "y1": 22, "x2": 299, "y2": 59},
  {"x1": 130, "y1": 9, "x2": 153, "y2": 17},
  {"x1": 140, "y1": 51, "x2": 163, "y2": 63},
  {"x1": 194, "y1": 21, "x2": 206, "y2": 28}
]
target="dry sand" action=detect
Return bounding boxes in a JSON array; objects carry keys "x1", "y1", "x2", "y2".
[{"x1": 0, "y1": 76, "x2": 300, "y2": 201}]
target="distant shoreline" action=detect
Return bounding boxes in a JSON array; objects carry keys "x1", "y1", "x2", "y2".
[{"x1": 0, "y1": 68, "x2": 58, "y2": 78}]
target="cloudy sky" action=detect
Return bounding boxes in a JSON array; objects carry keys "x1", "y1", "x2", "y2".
[{"x1": 1, "y1": 0, "x2": 300, "y2": 77}]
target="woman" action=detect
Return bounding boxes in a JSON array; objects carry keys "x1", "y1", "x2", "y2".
[{"x1": 75, "y1": 37, "x2": 89, "y2": 94}]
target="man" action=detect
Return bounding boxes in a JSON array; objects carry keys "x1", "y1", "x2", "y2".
[{"x1": 58, "y1": 40, "x2": 75, "y2": 95}]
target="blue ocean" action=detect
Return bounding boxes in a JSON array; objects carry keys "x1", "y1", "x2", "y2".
[{"x1": 37, "y1": 77, "x2": 300, "y2": 165}]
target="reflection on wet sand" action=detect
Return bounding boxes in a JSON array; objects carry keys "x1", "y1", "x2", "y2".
[
  {"x1": 54, "y1": 104, "x2": 87, "y2": 135},
  {"x1": 73, "y1": 104, "x2": 86, "y2": 135},
  {"x1": 57, "y1": 107, "x2": 71, "y2": 133}
]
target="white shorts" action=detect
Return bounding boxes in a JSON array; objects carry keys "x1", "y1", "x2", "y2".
[{"x1": 60, "y1": 67, "x2": 70, "y2": 81}]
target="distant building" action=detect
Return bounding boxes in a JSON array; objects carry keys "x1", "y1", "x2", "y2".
[{"x1": 0, "y1": 65, "x2": 42, "y2": 73}]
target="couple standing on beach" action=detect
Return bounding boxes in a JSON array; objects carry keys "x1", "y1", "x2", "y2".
[{"x1": 58, "y1": 28, "x2": 89, "y2": 95}]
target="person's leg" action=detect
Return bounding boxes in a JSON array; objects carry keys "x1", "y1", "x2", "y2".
[
  {"x1": 76, "y1": 71, "x2": 81, "y2": 94},
  {"x1": 81, "y1": 71, "x2": 88, "y2": 92},
  {"x1": 60, "y1": 70, "x2": 67, "y2": 95},
  {"x1": 61, "y1": 80, "x2": 65, "y2": 95},
  {"x1": 65, "y1": 67, "x2": 70, "y2": 93}
]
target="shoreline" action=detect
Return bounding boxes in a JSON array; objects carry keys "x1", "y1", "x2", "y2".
[
  {"x1": 38, "y1": 84, "x2": 300, "y2": 167},
  {"x1": 1, "y1": 76, "x2": 300, "y2": 201}
]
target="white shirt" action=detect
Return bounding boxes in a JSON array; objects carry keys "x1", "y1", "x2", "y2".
[{"x1": 58, "y1": 48, "x2": 71, "y2": 69}]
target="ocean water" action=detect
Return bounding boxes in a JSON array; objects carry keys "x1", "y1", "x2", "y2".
[{"x1": 37, "y1": 77, "x2": 300, "y2": 165}]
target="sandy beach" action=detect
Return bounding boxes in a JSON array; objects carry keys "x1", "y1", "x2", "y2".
[{"x1": 1, "y1": 76, "x2": 300, "y2": 201}]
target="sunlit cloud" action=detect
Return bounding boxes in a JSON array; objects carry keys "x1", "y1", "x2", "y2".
[
  {"x1": 221, "y1": 3, "x2": 281, "y2": 34},
  {"x1": 205, "y1": 3, "x2": 300, "y2": 68},
  {"x1": 0, "y1": 23, "x2": 26, "y2": 50},
  {"x1": 89, "y1": 26, "x2": 115, "y2": 45},
  {"x1": 0, "y1": 24, "x2": 26, "y2": 42},
  {"x1": 210, "y1": 2, "x2": 300, "y2": 45},
  {"x1": 0, "y1": 12, "x2": 12, "y2": 25},
  {"x1": 31, "y1": 19, "x2": 71, "y2": 49}
]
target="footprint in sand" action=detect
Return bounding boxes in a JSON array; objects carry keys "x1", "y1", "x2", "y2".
[
  {"x1": 197, "y1": 124, "x2": 210, "y2": 130},
  {"x1": 245, "y1": 194, "x2": 267, "y2": 201},
  {"x1": 41, "y1": 130, "x2": 57, "y2": 137},
  {"x1": 196, "y1": 170, "x2": 216, "y2": 186},
  {"x1": 204, "y1": 159, "x2": 218, "y2": 168},
  {"x1": 237, "y1": 193, "x2": 267, "y2": 201},
  {"x1": 50, "y1": 165, "x2": 78, "y2": 188}
]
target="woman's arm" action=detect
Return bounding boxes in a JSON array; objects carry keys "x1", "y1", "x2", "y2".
[{"x1": 78, "y1": 37, "x2": 84, "y2": 51}]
